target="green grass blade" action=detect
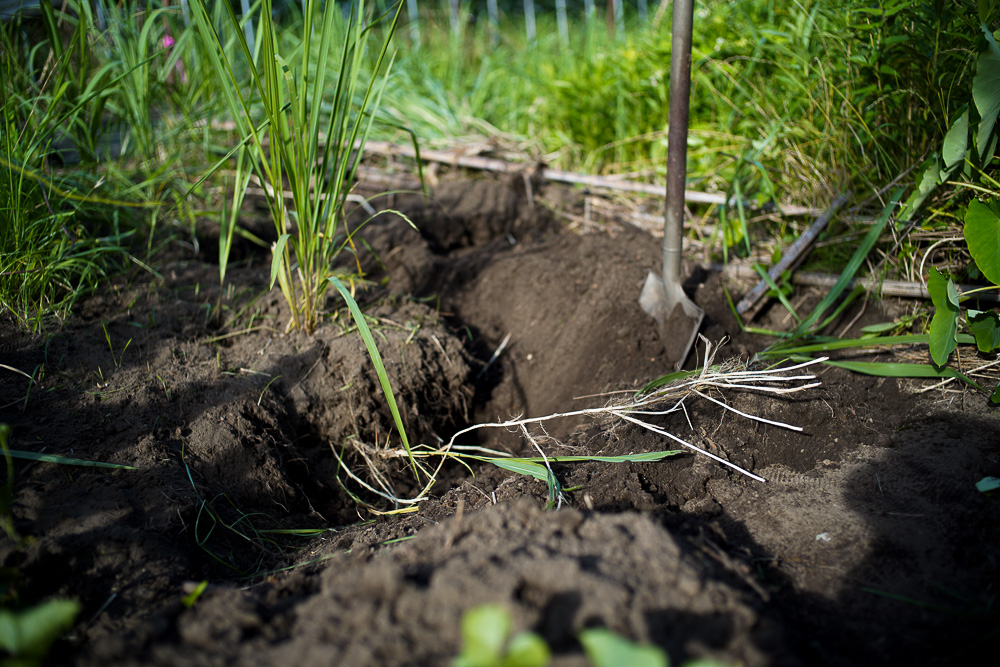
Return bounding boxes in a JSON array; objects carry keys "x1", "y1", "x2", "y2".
[
  {"x1": 635, "y1": 369, "x2": 701, "y2": 396},
  {"x1": 5, "y1": 450, "x2": 137, "y2": 469},
  {"x1": 759, "y1": 333, "x2": 976, "y2": 357},
  {"x1": 555, "y1": 451, "x2": 684, "y2": 463},
  {"x1": 270, "y1": 233, "x2": 292, "y2": 289},
  {"x1": 488, "y1": 459, "x2": 550, "y2": 481},
  {"x1": 823, "y1": 360, "x2": 983, "y2": 390},
  {"x1": 329, "y1": 277, "x2": 416, "y2": 478},
  {"x1": 752, "y1": 262, "x2": 801, "y2": 324},
  {"x1": 484, "y1": 450, "x2": 683, "y2": 482}
]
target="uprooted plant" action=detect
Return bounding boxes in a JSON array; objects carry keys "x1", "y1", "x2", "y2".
[
  {"x1": 330, "y1": 337, "x2": 825, "y2": 512},
  {"x1": 188, "y1": 0, "x2": 405, "y2": 333}
]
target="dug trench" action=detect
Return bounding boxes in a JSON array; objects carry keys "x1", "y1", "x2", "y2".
[{"x1": 1, "y1": 174, "x2": 998, "y2": 666}]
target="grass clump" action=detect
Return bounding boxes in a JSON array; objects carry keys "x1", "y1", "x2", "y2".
[{"x1": 189, "y1": 0, "x2": 405, "y2": 334}]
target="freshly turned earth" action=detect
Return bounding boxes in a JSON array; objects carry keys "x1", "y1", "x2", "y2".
[{"x1": 1, "y1": 173, "x2": 997, "y2": 666}]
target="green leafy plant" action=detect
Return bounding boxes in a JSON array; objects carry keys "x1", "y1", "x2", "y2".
[
  {"x1": 0, "y1": 598, "x2": 79, "y2": 667},
  {"x1": 927, "y1": 194, "x2": 1000, "y2": 400},
  {"x1": 452, "y1": 605, "x2": 550, "y2": 667},
  {"x1": 906, "y1": 21, "x2": 1000, "y2": 397},
  {"x1": 901, "y1": 18, "x2": 1000, "y2": 218},
  {"x1": 579, "y1": 628, "x2": 668, "y2": 667},
  {"x1": 453, "y1": 605, "x2": 730, "y2": 667},
  {"x1": 189, "y1": 0, "x2": 404, "y2": 333}
]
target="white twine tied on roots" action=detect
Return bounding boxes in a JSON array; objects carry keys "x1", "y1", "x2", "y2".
[{"x1": 335, "y1": 337, "x2": 826, "y2": 507}]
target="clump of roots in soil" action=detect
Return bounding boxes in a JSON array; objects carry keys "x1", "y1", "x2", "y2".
[{"x1": 334, "y1": 338, "x2": 825, "y2": 510}]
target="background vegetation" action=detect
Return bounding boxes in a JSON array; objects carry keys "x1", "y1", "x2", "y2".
[{"x1": 1, "y1": 0, "x2": 998, "y2": 342}]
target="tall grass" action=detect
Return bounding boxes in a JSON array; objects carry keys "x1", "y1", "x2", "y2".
[
  {"x1": 1, "y1": 1, "x2": 131, "y2": 328},
  {"x1": 0, "y1": 0, "x2": 210, "y2": 328},
  {"x1": 189, "y1": 0, "x2": 405, "y2": 333},
  {"x1": 362, "y1": 1, "x2": 993, "y2": 220}
]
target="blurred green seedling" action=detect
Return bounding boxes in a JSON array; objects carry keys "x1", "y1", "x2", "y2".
[
  {"x1": 0, "y1": 598, "x2": 79, "y2": 667},
  {"x1": 579, "y1": 628, "x2": 730, "y2": 667},
  {"x1": 452, "y1": 605, "x2": 550, "y2": 667},
  {"x1": 579, "y1": 628, "x2": 668, "y2": 667},
  {"x1": 101, "y1": 322, "x2": 132, "y2": 369},
  {"x1": 977, "y1": 476, "x2": 1000, "y2": 498},
  {"x1": 454, "y1": 605, "x2": 732, "y2": 667}
]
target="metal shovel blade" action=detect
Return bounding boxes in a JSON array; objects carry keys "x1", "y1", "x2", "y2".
[{"x1": 640, "y1": 271, "x2": 705, "y2": 370}]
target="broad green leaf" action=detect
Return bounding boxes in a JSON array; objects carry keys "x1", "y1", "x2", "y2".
[
  {"x1": 456, "y1": 605, "x2": 510, "y2": 666},
  {"x1": 579, "y1": 629, "x2": 668, "y2": 667},
  {"x1": 899, "y1": 157, "x2": 940, "y2": 222},
  {"x1": 974, "y1": 25, "x2": 1000, "y2": 158},
  {"x1": 0, "y1": 599, "x2": 79, "y2": 659},
  {"x1": 968, "y1": 310, "x2": 1000, "y2": 352},
  {"x1": 941, "y1": 109, "x2": 968, "y2": 171},
  {"x1": 504, "y1": 632, "x2": 551, "y2": 667},
  {"x1": 927, "y1": 268, "x2": 960, "y2": 366},
  {"x1": 964, "y1": 198, "x2": 1000, "y2": 285}
]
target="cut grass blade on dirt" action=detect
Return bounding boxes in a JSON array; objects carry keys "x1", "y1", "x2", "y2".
[{"x1": 329, "y1": 275, "x2": 417, "y2": 481}]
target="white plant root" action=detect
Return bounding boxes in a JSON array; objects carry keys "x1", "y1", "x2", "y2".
[{"x1": 336, "y1": 337, "x2": 825, "y2": 508}]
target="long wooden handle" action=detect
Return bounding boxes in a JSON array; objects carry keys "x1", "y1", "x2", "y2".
[{"x1": 664, "y1": 0, "x2": 694, "y2": 285}]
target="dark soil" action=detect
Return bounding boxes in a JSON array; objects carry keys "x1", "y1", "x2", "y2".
[{"x1": 2, "y1": 174, "x2": 998, "y2": 666}]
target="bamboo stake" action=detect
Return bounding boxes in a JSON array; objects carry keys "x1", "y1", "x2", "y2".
[
  {"x1": 736, "y1": 192, "x2": 850, "y2": 317},
  {"x1": 719, "y1": 264, "x2": 1000, "y2": 303},
  {"x1": 361, "y1": 140, "x2": 819, "y2": 216}
]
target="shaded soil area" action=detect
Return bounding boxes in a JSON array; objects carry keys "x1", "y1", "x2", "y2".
[{"x1": 2, "y1": 174, "x2": 998, "y2": 666}]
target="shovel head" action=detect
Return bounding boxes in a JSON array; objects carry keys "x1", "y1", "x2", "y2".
[{"x1": 640, "y1": 271, "x2": 705, "y2": 370}]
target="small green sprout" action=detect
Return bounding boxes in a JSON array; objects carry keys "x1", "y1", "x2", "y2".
[
  {"x1": 0, "y1": 598, "x2": 80, "y2": 667},
  {"x1": 453, "y1": 605, "x2": 550, "y2": 667}
]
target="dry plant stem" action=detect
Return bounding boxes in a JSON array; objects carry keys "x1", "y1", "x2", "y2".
[{"x1": 362, "y1": 141, "x2": 819, "y2": 216}]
